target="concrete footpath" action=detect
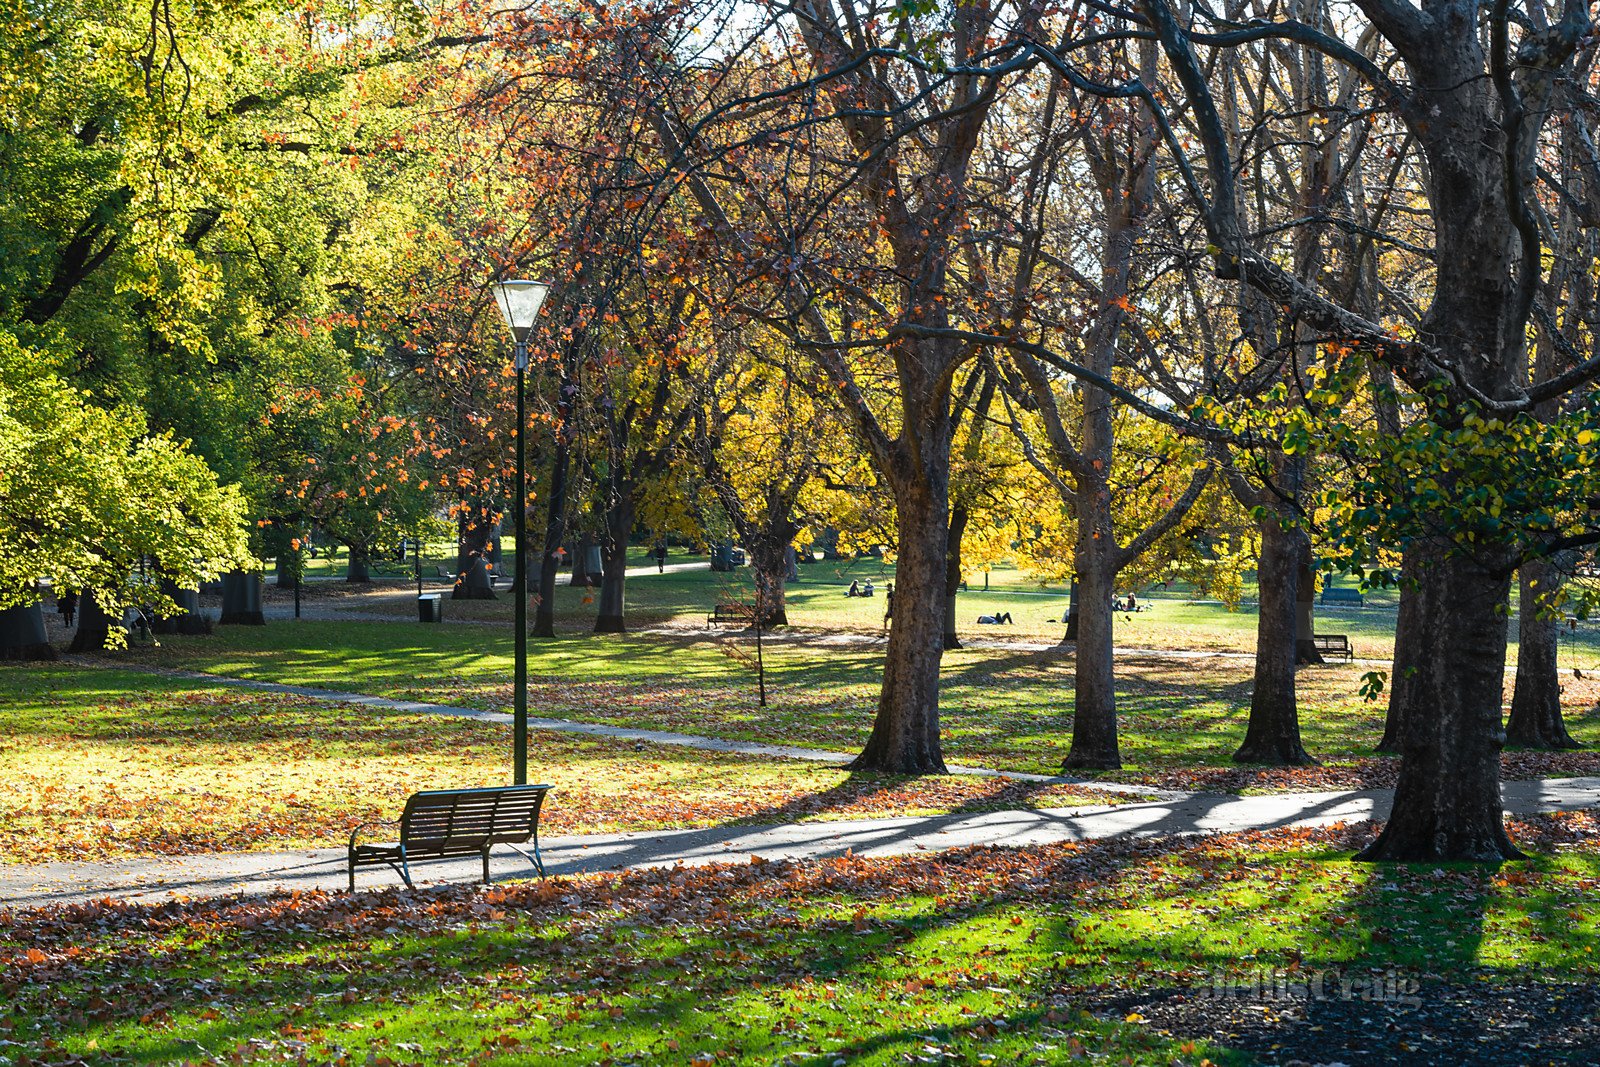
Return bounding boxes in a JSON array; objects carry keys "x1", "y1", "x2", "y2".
[{"x1": 5, "y1": 776, "x2": 1598, "y2": 910}]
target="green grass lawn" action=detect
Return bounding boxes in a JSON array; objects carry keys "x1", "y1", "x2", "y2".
[
  {"x1": 119, "y1": 621, "x2": 1600, "y2": 792},
  {"x1": 0, "y1": 665, "x2": 1126, "y2": 863},
  {"x1": 273, "y1": 551, "x2": 1600, "y2": 669},
  {"x1": 5, "y1": 814, "x2": 1599, "y2": 1065}
]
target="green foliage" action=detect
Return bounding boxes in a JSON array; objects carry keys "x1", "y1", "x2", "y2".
[{"x1": 0, "y1": 331, "x2": 252, "y2": 620}]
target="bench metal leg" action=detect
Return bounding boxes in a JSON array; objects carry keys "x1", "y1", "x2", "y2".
[
  {"x1": 503, "y1": 836, "x2": 546, "y2": 879},
  {"x1": 482, "y1": 847, "x2": 492, "y2": 885}
]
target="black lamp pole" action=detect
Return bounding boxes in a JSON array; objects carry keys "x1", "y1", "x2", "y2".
[
  {"x1": 492, "y1": 278, "x2": 550, "y2": 788},
  {"x1": 513, "y1": 337, "x2": 529, "y2": 785}
]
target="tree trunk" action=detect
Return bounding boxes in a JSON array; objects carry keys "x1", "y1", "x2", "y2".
[
  {"x1": 1292, "y1": 548, "x2": 1325, "y2": 665},
  {"x1": 1236, "y1": 519, "x2": 1316, "y2": 764},
  {"x1": 1062, "y1": 577, "x2": 1079, "y2": 641},
  {"x1": 1356, "y1": 542, "x2": 1522, "y2": 862},
  {"x1": 1376, "y1": 544, "x2": 1425, "y2": 753},
  {"x1": 849, "y1": 474, "x2": 949, "y2": 774},
  {"x1": 1064, "y1": 551, "x2": 1119, "y2": 769},
  {"x1": 594, "y1": 492, "x2": 632, "y2": 634},
  {"x1": 345, "y1": 542, "x2": 372, "y2": 584},
  {"x1": 274, "y1": 553, "x2": 295, "y2": 588},
  {"x1": 68, "y1": 592, "x2": 113, "y2": 652},
  {"x1": 452, "y1": 508, "x2": 497, "y2": 600},
  {"x1": 219, "y1": 571, "x2": 265, "y2": 625},
  {"x1": 570, "y1": 531, "x2": 595, "y2": 587},
  {"x1": 150, "y1": 579, "x2": 209, "y2": 635},
  {"x1": 0, "y1": 603, "x2": 56, "y2": 660},
  {"x1": 1506, "y1": 558, "x2": 1580, "y2": 749},
  {"x1": 533, "y1": 436, "x2": 571, "y2": 638},
  {"x1": 749, "y1": 536, "x2": 791, "y2": 627},
  {"x1": 943, "y1": 504, "x2": 968, "y2": 650}
]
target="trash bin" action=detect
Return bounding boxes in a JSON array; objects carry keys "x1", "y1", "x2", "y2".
[{"x1": 417, "y1": 594, "x2": 442, "y2": 623}]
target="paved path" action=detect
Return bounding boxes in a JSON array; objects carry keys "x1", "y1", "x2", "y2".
[
  {"x1": 6, "y1": 776, "x2": 1598, "y2": 909},
  {"x1": 78, "y1": 661, "x2": 1181, "y2": 802}
]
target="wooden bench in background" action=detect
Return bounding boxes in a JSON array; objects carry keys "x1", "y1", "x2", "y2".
[
  {"x1": 1319, "y1": 586, "x2": 1365, "y2": 606},
  {"x1": 708, "y1": 603, "x2": 746, "y2": 627},
  {"x1": 1312, "y1": 634, "x2": 1353, "y2": 661},
  {"x1": 348, "y1": 784, "x2": 552, "y2": 891}
]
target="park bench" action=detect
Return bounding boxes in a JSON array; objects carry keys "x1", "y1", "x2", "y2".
[
  {"x1": 1319, "y1": 586, "x2": 1364, "y2": 606},
  {"x1": 1312, "y1": 634, "x2": 1353, "y2": 661},
  {"x1": 347, "y1": 784, "x2": 551, "y2": 891},
  {"x1": 708, "y1": 603, "x2": 746, "y2": 627}
]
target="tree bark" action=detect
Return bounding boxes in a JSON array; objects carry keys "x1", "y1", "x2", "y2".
[
  {"x1": 850, "y1": 476, "x2": 949, "y2": 774},
  {"x1": 748, "y1": 535, "x2": 792, "y2": 627},
  {"x1": 1064, "y1": 548, "x2": 1119, "y2": 769},
  {"x1": 150, "y1": 579, "x2": 209, "y2": 635},
  {"x1": 452, "y1": 508, "x2": 497, "y2": 600},
  {"x1": 1292, "y1": 548, "x2": 1325, "y2": 666},
  {"x1": 1506, "y1": 558, "x2": 1580, "y2": 749},
  {"x1": 345, "y1": 542, "x2": 372, "y2": 584},
  {"x1": 570, "y1": 531, "x2": 595, "y2": 587},
  {"x1": 533, "y1": 436, "x2": 571, "y2": 638},
  {"x1": 943, "y1": 503, "x2": 968, "y2": 650},
  {"x1": 0, "y1": 603, "x2": 56, "y2": 660},
  {"x1": 593, "y1": 490, "x2": 632, "y2": 633},
  {"x1": 1376, "y1": 545, "x2": 1425, "y2": 753},
  {"x1": 68, "y1": 592, "x2": 113, "y2": 651},
  {"x1": 1236, "y1": 519, "x2": 1316, "y2": 764},
  {"x1": 218, "y1": 571, "x2": 265, "y2": 626},
  {"x1": 1357, "y1": 541, "x2": 1523, "y2": 862},
  {"x1": 1062, "y1": 577, "x2": 1079, "y2": 641}
]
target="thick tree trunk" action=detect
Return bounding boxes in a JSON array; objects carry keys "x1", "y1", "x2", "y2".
[
  {"x1": 1506, "y1": 559, "x2": 1580, "y2": 749},
  {"x1": 218, "y1": 571, "x2": 266, "y2": 626},
  {"x1": 452, "y1": 509, "x2": 497, "y2": 600},
  {"x1": 1064, "y1": 552, "x2": 1119, "y2": 769},
  {"x1": 593, "y1": 491, "x2": 632, "y2": 634},
  {"x1": 150, "y1": 579, "x2": 209, "y2": 635},
  {"x1": 1357, "y1": 542, "x2": 1522, "y2": 862},
  {"x1": 1236, "y1": 519, "x2": 1315, "y2": 764},
  {"x1": 1377, "y1": 545, "x2": 1425, "y2": 753},
  {"x1": 748, "y1": 537, "x2": 791, "y2": 627},
  {"x1": 849, "y1": 474, "x2": 949, "y2": 775},
  {"x1": 0, "y1": 603, "x2": 56, "y2": 660},
  {"x1": 570, "y1": 531, "x2": 595, "y2": 587},
  {"x1": 1062, "y1": 577, "x2": 1079, "y2": 641},
  {"x1": 942, "y1": 504, "x2": 968, "y2": 650},
  {"x1": 533, "y1": 437, "x2": 571, "y2": 638},
  {"x1": 68, "y1": 592, "x2": 113, "y2": 651},
  {"x1": 1292, "y1": 549, "x2": 1324, "y2": 665},
  {"x1": 274, "y1": 553, "x2": 295, "y2": 589},
  {"x1": 345, "y1": 542, "x2": 372, "y2": 584}
]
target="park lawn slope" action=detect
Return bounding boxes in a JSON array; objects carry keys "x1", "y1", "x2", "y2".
[
  {"x1": 4, "y1": 815, "x2": 1600, "y2": 1065},
  {"x1": 0, "y1": 665, "x2": 1124, "y2": 863},
  {"x1": 123, "y1": 623, "x2": 1600, "y2": 791}
]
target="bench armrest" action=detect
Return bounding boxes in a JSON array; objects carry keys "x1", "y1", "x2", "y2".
[{"x1": 348, "y1": 818, "x2": 401, "y2": 851}]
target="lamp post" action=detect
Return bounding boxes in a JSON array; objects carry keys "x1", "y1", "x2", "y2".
[{"x1": 492, "y1": 279, "x2": 552, "y2": 785}]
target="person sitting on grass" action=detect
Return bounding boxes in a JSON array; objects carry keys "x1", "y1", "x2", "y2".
[
  {"x1": 976, "y1": 611, "x2": 1014, "y2": 624},
  {"x1": 862, "y1": 579, "x2": 875, "y2": 597},
  {"x1": 846, "y1": 579, "x2": 861, "y2": 597}
]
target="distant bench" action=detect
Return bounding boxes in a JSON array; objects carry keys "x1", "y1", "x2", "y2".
[
  {"x1": 348, "y1": 785, "x2": 551, "y2": 891},
  {"x1": 1319, "y1": 587, "x2": 1365, "y2": 606},
  {"x1": 1312, "y1": 634, "x2": 1353, "y2": 661},
  {"x1": 708, "y1": 603, "x2": 746, "y2": 627}
]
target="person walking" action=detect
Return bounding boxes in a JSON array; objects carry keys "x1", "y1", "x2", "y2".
[
  {"x1": 57, "y1": 591, "x2": 77, "y2": 628},
  {"x1": 654, "y1": 541, "x2": 667, "y2": 573}
]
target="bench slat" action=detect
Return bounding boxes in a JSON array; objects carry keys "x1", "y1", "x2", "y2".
[{"x1": 351, "y1": 785, "x2": 551, "y2": 891}]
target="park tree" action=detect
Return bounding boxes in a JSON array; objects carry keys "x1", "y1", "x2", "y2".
[
  {"x1": 1060, "y1": 0, "x2": 1600, "y2": 858},
  {"x1": 0, "y1": 334, "x2": 251, "y2": 653},
  {"x1": 630, "y1": 0, "x2": 1054, "y2": 773}
]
